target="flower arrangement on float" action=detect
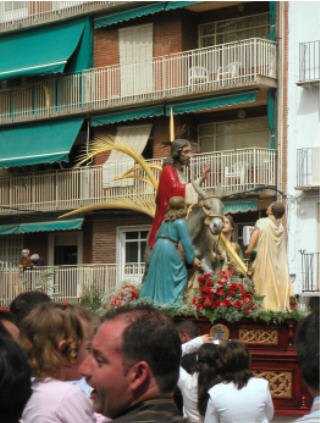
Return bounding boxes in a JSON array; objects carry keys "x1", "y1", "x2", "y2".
[{"x1": 104, "y1": 284, "x2": 140, "y2": 310}]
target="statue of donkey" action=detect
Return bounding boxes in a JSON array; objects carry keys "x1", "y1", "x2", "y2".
[{"x1": 187, "y1": 181, "x2": 224, "y2": 273}]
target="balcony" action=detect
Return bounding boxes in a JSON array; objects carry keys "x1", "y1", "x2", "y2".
[
  {"x1": 0, "y1": 39, "x2": 277, "y2": 126},
  {"x1": 0, "y1": 262, "x2": 145, "y2": 306},
  {"x1": 0, "y1": 1, "x2": 121, "y2": 33},
  {"x1": 300, "y1": 251, "x2": 320, "y2": 293},
  {"x1": 0, "y1": 147, "x2": 276, "y2": 215},
  {"x1": 296, "y1": 147, "x2": 320, "y2": 190},
  {"x1": 297, "y1": 40, "x2": 320, "y2": 86}
]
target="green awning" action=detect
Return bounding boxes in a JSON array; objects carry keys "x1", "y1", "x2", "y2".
[
  {"x1": 94, "y1": 3, "x2": 165, "y2": 29},
  {"x1": 0, "y1": 218, "x2": 84, "y2": 235},
  {"x1": 0, "y1": 118, "x2": 83, "y2": 168},
  {"x1": 223, "y1": 200, "x2": 258, "y2": 214},
  {"x1": 0, "y1": 17, "x2": 92, "y2": 80},
  {"x1": 91, "y1": 104, "x2": 165, "y2": 127},
  {"x1": 167, "y1": 91, "x2": 257, "y2": 115},
  {"x1": 165, "y1": 1, "x2": 199, "y2": 11}
]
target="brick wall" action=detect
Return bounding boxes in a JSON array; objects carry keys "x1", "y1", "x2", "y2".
[{"x1": 87, "y1": 213, "x2": 152, "y2": 264}]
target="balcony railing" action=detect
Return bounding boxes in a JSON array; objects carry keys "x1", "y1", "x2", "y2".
[
  {"x1": 297, "y1": 147, "x2": 320, "y2": 188},
  {"x1": 300, "y1": 251, "x2": 320, "y2": 293},
  {"x1": 0, "y1": 39, "x2": 277, "y2": 125},
  {"x1": 0, "y1": 147, "x2": 276, "y2": 215},
  {"x1": 0, "y1": 1, "x2": 120, "y2": 32},
  {"x1": 0, "y1": 262, "x2": 145, "y2": 306},
  {"x1": 298, "y1": 40, "x2": 320, "y2": 85}
]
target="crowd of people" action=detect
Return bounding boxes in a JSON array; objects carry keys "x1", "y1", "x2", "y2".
[{"x1": 0, "y1": 290, "x2": 318, "y2": 423}]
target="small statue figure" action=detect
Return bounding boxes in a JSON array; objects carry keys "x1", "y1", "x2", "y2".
[
  {"x1": 140, "y1": 196, "x2": 201, "y2": 307},
  {"x1": 245, "y1": 201, "x2": 293, "y2": 311}
]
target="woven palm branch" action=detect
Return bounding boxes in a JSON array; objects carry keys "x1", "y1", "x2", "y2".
[
  {"x1": 59, "y1": 197, "x2": 156, "y2": 220},
  {"x1": 214, "y1": 233, "x2": 248, "y2": 275},
  {"x1": 76, "y1": 134, "x2": 158, "y2": 190}
]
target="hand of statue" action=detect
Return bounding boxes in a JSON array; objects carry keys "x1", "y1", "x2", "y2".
[
  {"x1": 200, "y1": 164, "x2": 211, "y2": 184},
  {"x1": 201, "y1": 334, "x2": 213, "y2": 343},
  {"x1": 193, "y1": 257, "x2": 202, "y2": 269}
]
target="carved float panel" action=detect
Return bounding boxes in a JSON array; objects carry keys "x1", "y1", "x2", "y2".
[
  {"x1": 239, "y1": 327, "x2": 279, "y2": 344},
  {"x1": 253, "y1": 370, "x2": 292, "y2": 398}
]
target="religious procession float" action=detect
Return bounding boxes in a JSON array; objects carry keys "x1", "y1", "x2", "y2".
[{"x1": 60, "y1": 114, "x2": 312, "y2": 416}]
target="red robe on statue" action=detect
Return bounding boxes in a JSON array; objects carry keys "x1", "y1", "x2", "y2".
[{"x1": 148, "y1": 165, "x2": 185, "y2": 248}]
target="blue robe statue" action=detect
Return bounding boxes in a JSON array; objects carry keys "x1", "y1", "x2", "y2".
[{"x1": 139, "y1": 218, "x2": 195, "y2": 307}]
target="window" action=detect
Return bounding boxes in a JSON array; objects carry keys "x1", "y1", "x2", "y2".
[
  {"x1": 198, "y1": 117, "x2": 270, "y2": 152},
  {"x1": 117, "y1": 226, "x2": 150, "y2": 283},
  {"x1": 199, "y1": 13, "x2": 269, "y2": 48},
  {"x1": 48, "y1": 232, "x2": 83, "y2": 266}
]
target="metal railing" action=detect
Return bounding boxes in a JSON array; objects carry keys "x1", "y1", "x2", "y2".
[
  {"x1": 297, "y1": 147, "x2": 320, "y2": 187},
  {"x1": 0, "y1": 147, "x2": 276, "y2": 215},
  {"x1": 299, "y1": 40, "x2": 320, "y2": 84},
  {"x1": 0, "y1": 1, "x2": 120, "y2": 32},
  {"x1": 300, "y1": 251, "x2": 320, "y2": 293},
  {"x1": 0, "y1": 262, "x2": 145, "y2": 306},
  {"x1": 0, "y1": 38, "x2": 277, "y2": 125}
]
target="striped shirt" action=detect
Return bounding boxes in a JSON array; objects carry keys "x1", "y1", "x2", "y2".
[
  {"x1": 294, "y1": 397, "x2": 320, "y2": 423},
  {"x1": 113, "y1": 397, "x2": 190, "y2": 423}
]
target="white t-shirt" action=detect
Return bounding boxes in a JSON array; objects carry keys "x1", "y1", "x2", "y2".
[
  {"x1": 22, "y1": 378, "x2": 96, "y2": 423},
  {"x1": 204, "y1": 377, "x2": 274, "y2": 423}
]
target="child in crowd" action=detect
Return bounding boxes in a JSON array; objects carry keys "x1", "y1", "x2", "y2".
[{"x1": 20, "y1": 302, "x2": 96, "y2": 423}]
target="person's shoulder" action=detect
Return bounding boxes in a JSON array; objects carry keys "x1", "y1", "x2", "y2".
[{"x1": 249, "y1": 377, "x2": 269, "y2": 389}]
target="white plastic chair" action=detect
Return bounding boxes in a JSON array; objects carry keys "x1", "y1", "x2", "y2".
[
  {"x1": 224, "y1": 161, "x2": 246, "y2": 185},
  {"x1": 188, "y1": 66, "x2": 209, "y2": 86}
]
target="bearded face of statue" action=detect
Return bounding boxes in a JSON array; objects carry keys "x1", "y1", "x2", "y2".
[{"x1": 171, "y1": 139, "x2": 192, "y2": 166}]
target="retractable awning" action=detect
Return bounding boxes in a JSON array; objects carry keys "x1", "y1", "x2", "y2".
[
  {"x1": 223, "y1": 200, "x2": 258, "y2": 214},
  {"x1": 165, "y1": 1, "x2": 199, "y2": 11},
  {"x1": 0, "y1": 118, "x2": 83, "y2": 168},
  {"x1": 0, "y1": 17, "x2": 92, "y2": 80},
  {"x1": 167, "y1": 91, "x2": 257, "y2": 115},
  {"x1": 91, "y1": 104, "x2": 165, "y2": 126},
  {"x1": 94, "y1": 3, "x2": 165, "y2": 29},
  {"x1": 0, "y1": 218, "x2": 84, "y2": 235}
]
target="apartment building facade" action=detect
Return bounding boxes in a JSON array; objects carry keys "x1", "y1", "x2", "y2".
[
  {"x1": 0, "y1": 1, "x2": 279, "y2": 303},
  {"x1": 287, "y1": 1, "x2": 320, "y2": 296}
]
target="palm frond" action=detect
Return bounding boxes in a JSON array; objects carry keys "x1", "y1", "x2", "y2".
[
  {"x1": 214, "y1": 233, "x2": 247, "y2": 275},
  {"x1": 76, "y1": 134, "x2": 158, "y2": 190},
  {"x1": 113, "y1": 174, "x2": 155, "y2": 188},
  {"x1": 59, "y1": 197, "x2": 156, "y2": 219}
]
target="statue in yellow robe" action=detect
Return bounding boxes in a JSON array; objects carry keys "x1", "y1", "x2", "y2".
[{"x1": 245, "y1": 202, "x2": 292, "y2": 311}]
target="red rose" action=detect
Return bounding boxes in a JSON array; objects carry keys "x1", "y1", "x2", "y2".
[
  {"x1": 131, "y1": 292, "x2": 139, "y2": 299},
  {"x1": 196, "y1": 304, "x2": 203, "y2": 311},
  {"x1": 198, "y1": 276, "x2": 206, "y2": 282},
  {"x1": 240, "y1": 290, "x2": 247, "y2": 297},
  {"x1": 206, "y1": 280, "x2": 213, "y2": 287},
  {"x1": 245, "y1": 306, "x2": 252, "y2": 313},
  {"x1": 213, "y1": 300, "x2": 221, "y2": 308},
  {"x1": 203, "y1": 298, "x2": 212, "y2": 308},
  {"x1": 193, "y1": 297, "x2": 199, "y2": 305},
  {"x1": 237, "y1": 283, "x2": 244, "y2": 289},
  {"x1": 222, "y1": 298, "x2": 232, "y2": 307},
  {"x1": 230, "y1": 283, "x2": 238, "y2": 290},
  {"x1": 233, "y1": 299, "x2": 243, "y2": 309},
  {"x1": 121, "y1": 292, "x2": 126, "y2": 297},
  {"x1": 204, "y1": 273, "x2": 212, "y2": 279},
  {"x1": 227, "y1": 290, "x2": 235, "y2": 297},
  {"x1": 217, "y1": 281, "x2": 224, "y2": 287},
  {"x1": 244, "y1": 296, "x2": 252, "y2": 303},
  {"x1": 215, "y1": 288, "x2": 224, "y2": 296},
  {"x1": 291, "y1": 303, "x2": 297, "y2": 310}
]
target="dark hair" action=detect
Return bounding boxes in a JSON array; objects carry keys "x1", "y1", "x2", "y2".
[
  {"x1": 271, "y1": 202, "x2": 285, "y2": 219},
  {"x1": 175, "y1": 320, "x2": 200, "y2": 340},
  {"x1": 0, "y1": 336, "x2": 32, "y2": 423},
  {"x1": 162, "y1": 139, "x2": 191, "y2": 167},
  {"x1": 224, "y1": 214, "x2": 235, "y2": 229},
  {"x1": 218, "y1": 340, "x2": 252, "y2": 389},
  {"x1": 197, "y1": 343, "x2": 221, "y2": 416},
  {"x1": 295, "y1": 311, "x2": 319, "y2": 393},
  {"x1": 10, "y1": 291, "x2": 52, "y2": 324},
  {"x1": 0, "y1": 310, "x2": 17, "y2": 325},
  {"x1": 105, "y1": 304, "x2": 182, "y2": 394}
]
